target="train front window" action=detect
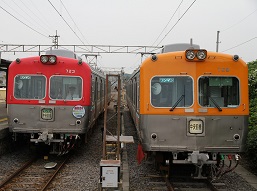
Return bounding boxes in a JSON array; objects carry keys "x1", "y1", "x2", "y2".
[
  {"x1": 50, "y1": 76, "x2": 82, "y2": 100},
  {"x1": 198, "y1": 76, "x2": 239, "y2": 108},
  {"x1": 151, "y1": 76, "x2": 193, "y2": 108},
  {"x1": 14, "y1": 75, "x2": 46, "y2": 99}
]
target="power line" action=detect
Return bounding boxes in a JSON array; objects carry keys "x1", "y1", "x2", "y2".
[
  {"x1": 18, "y1": 0, "x2": 53, "y2": 35},
  {"x1": 221, "y1": 8, "x2": 257, "y2": 32},
  {"x1": 151, "y1": 0, "x2": 184, "y2": 46},
  {"x1": 48, "y1": 0, "x2": 90, "y2": 52},
  {"x1": 60, "y1": 0, "x2": 90, "y2": 45},
  {"x1": 9, "y1": 0, "x2": 52, "y2": 35},
  {"x1": 0, "y1": 5, "x2": 49, "y2": 38},
  {"x1": 155, "y1": 0, "x2": 197, "y2": 47},
  {"x1": 221, "y1": 36, "x2": 257, "y2": 52}
]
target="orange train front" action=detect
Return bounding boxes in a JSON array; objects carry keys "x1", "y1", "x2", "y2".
[{"x1": 126, "y1": 44, "x2": 249, "y2": 178}]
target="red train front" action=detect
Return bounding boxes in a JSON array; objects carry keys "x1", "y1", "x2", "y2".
[{"x1": 7, "y1": 50, "x2": 107, "y2": 154}]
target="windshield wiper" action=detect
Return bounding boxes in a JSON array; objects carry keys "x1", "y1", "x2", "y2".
[
  {"x1": 209, "y1": 97, "x2": 222, "y2": 111},
  {"x1": 170, "y1": 95, "x2": 184, "y2": 111}
]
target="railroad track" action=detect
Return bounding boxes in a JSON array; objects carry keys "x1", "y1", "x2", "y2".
[
  {"x1": 140, "y1": 172, "x2": 228, "y2": 191},
  {"x1": 170, "y1": 177, "x2": 228, "y2": 191},
  {"x1": 140, "y1": 173, "x2": 173, "y2": 191},
  {"x1": 0, "y1": 155, "x2": 69, "y2": 191}
]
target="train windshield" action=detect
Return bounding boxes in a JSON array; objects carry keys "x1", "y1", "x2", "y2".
[
  {"x1": 14, "y1": 75, "x2": 46, "y2": 99},
  {"x1": 50, "y1": 76, "x2": 82, "y2": 100},
  {"x1": 151, "y1": 76, "x2": 193, "y2": 107},
  {"x1": 198, "y1": 76, "x2": 239, "y2": 108}
]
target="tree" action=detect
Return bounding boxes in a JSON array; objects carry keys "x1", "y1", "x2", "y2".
[{"x1": 248, "y1": 60, "x2": 257, "y2": 129}]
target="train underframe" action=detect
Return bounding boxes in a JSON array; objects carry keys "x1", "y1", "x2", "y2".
[
  {"x1": 12, "y1": 131, "x2": 87, "y2": 155},
  {"x1": 149, "y1": 150, "x2": 239, "y2": 180}
]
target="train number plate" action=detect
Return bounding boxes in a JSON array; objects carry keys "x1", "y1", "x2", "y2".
[
  {"x1": 188, "y1": 120, "x2": 204, "y2": 134},
  {"x1": 41, "y1": 108, "x2": 53, "y2": 120}
]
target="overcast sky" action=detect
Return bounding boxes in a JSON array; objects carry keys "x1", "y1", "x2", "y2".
[{"x1": 0, "y1": 0, "x2": 257, "y2": 73}]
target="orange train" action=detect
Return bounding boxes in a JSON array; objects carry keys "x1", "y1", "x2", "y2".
[{"x1": 126, "y1": 44, "x2": 249, "y2": 178}]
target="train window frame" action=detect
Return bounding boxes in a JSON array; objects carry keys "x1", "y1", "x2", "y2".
[
  {"x1": 150, "y1": 75, "x2": 194, "y2": 108},
  {"x1": 14, "y1": 74, "x2": 46, "y2": 100},
  {"x1": 49, "y1": 75, "x2": 83, "y2": 100},
  {"x1": 198, "y1": 76, "x2": 240, "y2": 108}
]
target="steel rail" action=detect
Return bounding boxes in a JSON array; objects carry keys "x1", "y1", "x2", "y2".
[
  {"x1": 0, "y1": 157, "x2": 36, "y2": 188},
  {"x1": 41, "y1": 155, "x2": 70, "y2": 191}
]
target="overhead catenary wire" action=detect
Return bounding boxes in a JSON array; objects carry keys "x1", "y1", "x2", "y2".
[
  {"x1": 0, "y1": 4, "x2": 49, "y2": 39},
  {"x1": 49, "y1": 0, "x2": 109, "y2": 54},
  {"x1": 221, "y1": 36, "x2": 257, "y2": 52},
  {"x1": 219, "y1": 8, "x2": 257, "y2": 53},
  {"x1": 9, "y1": 0, "x2": 52, "y2": 35},
  {"x1": 151, "y1": 0, "x2": 184, "y2": 47},
  {"x1": 19, "y1": 0, "x2": 54, "y2": 35},
  {"x1": 47, "y1": 0, "x2": 90, "y2": 51},
  {"x1": 221, "y1": 8, "x2": 257, "y2": 32},
  {"x1": 155, "y1": 0, "x2": 197, "y2": 47},
  {"x1": 26, "y1": 0, "x2": 70, "y2": 44},
  {"x1": 60, "y1": 0, "x2": 90, "y2": 45}
]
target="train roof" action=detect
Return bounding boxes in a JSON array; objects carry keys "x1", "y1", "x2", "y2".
[{"x1": 45, "y1": 49, "x2": 80, "y2": 59}]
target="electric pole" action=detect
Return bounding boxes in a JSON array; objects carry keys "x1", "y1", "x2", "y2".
[
  {"x1": 216, "y1": 31, "x2": 220, "y2": 52},
  {"x1": 49, "y1": 30, "x2": 60, "y2": 49}
]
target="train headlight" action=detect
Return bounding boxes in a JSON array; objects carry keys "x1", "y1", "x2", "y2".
[
  {"x1": 49, "y1": 56, "x2": 57, "y2": 64},
  {"x1": 196, "y1": 50, "x2": 207, "y2": 60},
  {"x1": 185, "y1": 50, "x2": 196, "y2": 60},
  {"x1": 151, "y1": 133, "x2": 157, "y2": 140},
  {"x1": 40, "y1": 55, "x2": 57, "y2": 64},
  {"x1": 185, "y1": 49, "x2": 207, "y2": 61},
  {"x1": 40, "y1": 55, "x2": 49, "y2": 63}
]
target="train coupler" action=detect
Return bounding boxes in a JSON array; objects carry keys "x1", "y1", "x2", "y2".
[
  {"x1": 30, "y1": 131, "x2": 64, "y2": 145},
  {"x1": 38, "y1": 131, "x2": 53, "y2": 145}
]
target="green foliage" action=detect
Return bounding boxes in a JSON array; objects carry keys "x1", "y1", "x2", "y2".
[
  {"x1": 248, "y1": 60, "x2": 257, "y2": 129},
  {"x1": 246, "y1": 60, "x2": 257, "y2": 167},
  {"x1": 248, "y1": 61, "x2": 257, "y2": 99},
  {"x1": 246, "y1": 128, "x2": 257, "y2": 168}
]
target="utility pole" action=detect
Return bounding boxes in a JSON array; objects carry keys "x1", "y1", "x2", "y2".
[
  {"x1": 49, "y1": 30, "x2": 60, "y2": 49},
  {"x1": 216, "y1": 31, "x2": 220, "y2": 52}
]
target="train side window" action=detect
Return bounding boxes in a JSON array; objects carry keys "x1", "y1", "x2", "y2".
[
  {"x1": 50, "y1": 76, "x2": 82, "y2": 100},
  {"x1": 150, "y1": 76, "x2": 193, "y2": 108},
  {"x1": 14, "y1": 75, "x2": 46, "y2": 99},
  {"x1": 198, "y1": 76, "x2": 239, "y2": 108}
]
